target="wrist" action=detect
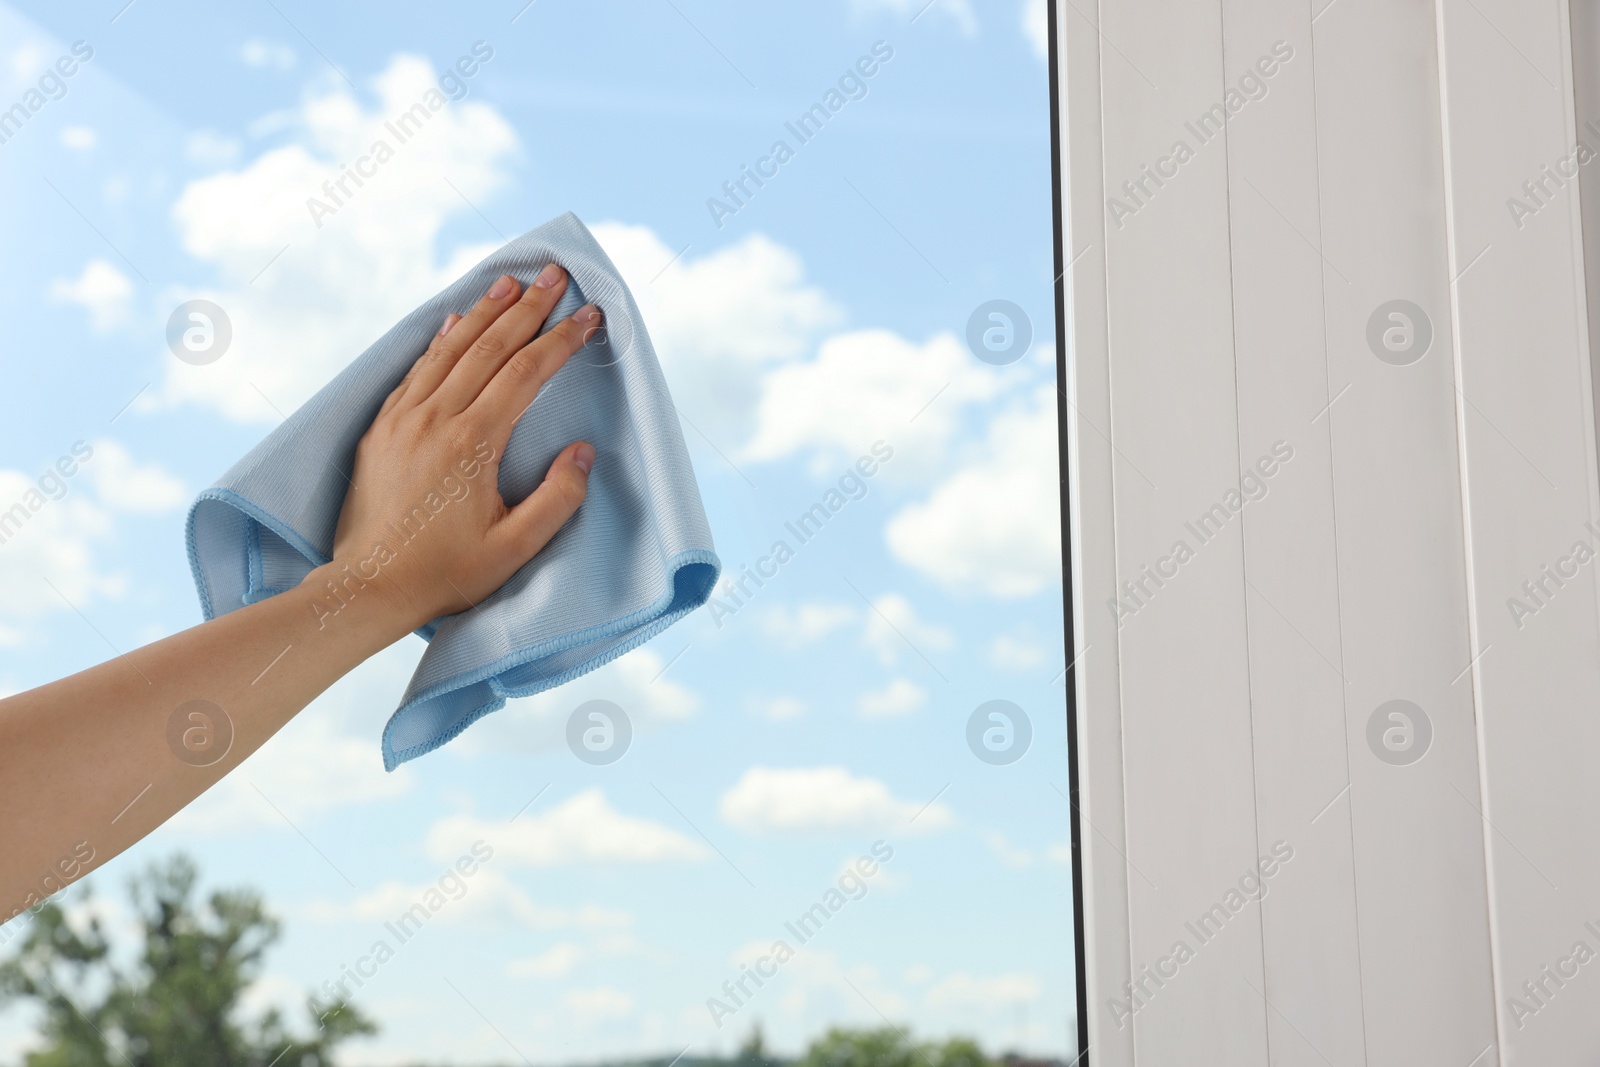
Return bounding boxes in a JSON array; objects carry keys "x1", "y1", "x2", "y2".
[{"x1": 297, "y1": 559, "x2": 423, "y2": 647}]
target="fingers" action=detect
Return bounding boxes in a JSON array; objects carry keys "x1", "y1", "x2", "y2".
[
  {"x1": 471, "y1": 305, "x2": 603, "y2": 427},
  {"x1": 398, "y1": 274, "x2": 529, "y2": 410},
  {"x1": 433, "y1": 262, "x2": 572, "y2": 414},
  {"x1": 377, "y1": 314, "x2": 462, "y2": 418},
  {"x1": 493, "y1": 441, "x2": 595, "y2": 563}
]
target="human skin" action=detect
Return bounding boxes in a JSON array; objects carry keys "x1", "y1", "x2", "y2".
[{"x1": 0, "y1": 265, "x2": 600, "y2": 919}]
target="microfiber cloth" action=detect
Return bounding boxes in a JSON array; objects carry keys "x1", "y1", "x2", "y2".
[{"x1": 186, "y1": 212, "x2": 720, "y2": 770}]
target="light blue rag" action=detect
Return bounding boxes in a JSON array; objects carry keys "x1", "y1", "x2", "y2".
[{"x1": 186, "y1": 212, "x2": 720, "y2": 769}]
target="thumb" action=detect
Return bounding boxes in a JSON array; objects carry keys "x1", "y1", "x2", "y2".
[{"x1": 497, "y1": 441, "x2": 594, "y2": 562}]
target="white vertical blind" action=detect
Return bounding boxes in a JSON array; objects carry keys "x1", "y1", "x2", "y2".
[{"x1": 1058, "y1": 0, "x2": 1600, "y2": 1062}]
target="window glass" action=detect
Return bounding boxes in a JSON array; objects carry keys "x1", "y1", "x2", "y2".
[{"x1": 0, "y1": 2, "x2": 1073, "y2": 1063}]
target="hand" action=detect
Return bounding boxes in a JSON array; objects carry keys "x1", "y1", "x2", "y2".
[{"x1": 311, "y1": 265, "x2": 602, "y2": 636}]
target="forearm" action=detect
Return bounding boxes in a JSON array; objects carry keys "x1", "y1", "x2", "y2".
[{"x1": 0, "y1": 562, "x2": 408, "y2": 918}]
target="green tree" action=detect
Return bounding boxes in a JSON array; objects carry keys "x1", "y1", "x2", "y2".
[
  {"x1": 735, "y1": 1025, "x2": 778, "y2": 1067},
  {"x1": 0, "y1": 854, "x2": 373, "y2": 1067},
  {"x1": 799, "y1": 1027, "x2": 994, "y2": 1067}
]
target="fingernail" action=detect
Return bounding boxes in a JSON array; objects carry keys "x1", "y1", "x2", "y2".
[
  {"x1": 576, "y1": 304, "x2": 601, "y2": 324},
  {"x1": 438, "y1": 314, "x2": 459, "y2": 336},
  {"x1": 573, "y1": 442, "x2": 595, "y2": 475},
  {"x1": 488, "y1": 275, "x2": 515, "y2": 300},
  {"x1": 534, "y1": 263, "x2": 564, "y2": 289}
]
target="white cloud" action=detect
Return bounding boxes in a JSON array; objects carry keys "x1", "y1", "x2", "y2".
[
  {"x1": 59, "y1": 125, "x2": 95, "y2": 150},
  {"x1": 979, "y1": 833, "x2": 1074, "y2": 871},
  {"x1": 769, "y1": 949, "x2": 910, "y2": 1019},
  {"x1": 305, "y1": 867, "x2": 601, "y2": 932},
  {"x1": 449, "y1": 645, "x2": 698, "y2": 758},
  {"x1": 0, "y1": 469, "x2": 122, "y2": 618},
  {"x1": 590, "y1": 222, "x2": 840, "y2": 440},
  {"x1": 507, "y1": 941, "x2": 585, "y2": 979},
  {"x1": 719, "y1": 766, "x2": 952, "y2": 833},
  {"x1": 857, "y1": 677, "x2": 925, "y2": 717},
  {"x1": 592, "y1": 223, "x2": 838, "y2": 367},
  {"x1": 7, "y1": 43, "x2": 47, "y2": 87},
  {"x1": 594, "y1": 228, "x2": 1020, "y2": 504},
  {"x1": 240, "y1": 39, "x2": 296, "y2": 70},
  {"x1": 852, "y1": 0, "x2": 975, "y2": 34},
  {"x1": 84, "y1": 440, "x2": 187, "y2": 512},
  {"x1": 861, "y1": 592, "x2": 955, "y2": 667},
  {"x1": 562, "y1": 986, "x2": 634, "y2": 1026},
  {"x1": 741, "y1": 329, "x2": 1004, "y2": 481},
  {"x1": 1023, "y1": 0, "x2": 1049, "y2": 59},
  {"x1": 158, "y1": 54, "x2": 516, "y2": 421},
  {"x1": 426, "y1": 789, "x2": 708, "y2": 866},
  {"x1": 49, "y1": 259, "x2": 132, "y2": 332},
  {"x1": 171, "y1": 711, "x2": 413, "y2": 833},
  {"x1": 753, "y1": 601, "x2": 855, "y2": 648},
  {"x1": 246, "y1": 108, "x2": 297, "y2": 139},
  {"x1": 886, "y1": 385, "x2": 1062, "y2": 598},
  {"x1": 925, "y1": 971, "x2": 1040, "y2": 1009},
  {"x1": 503, "y1": 925, "x2": 643, "y2": 982},
  {"x1": 184, "y1": 131, "x2": 241, "y2": 167},
  {"x1": 982, "y1": 830, "x2": 1034, "y2": 870},
  {"x1": 0, "y1": 1032, "x2": 38, "y2": 1067},
  {"x1": 985, "y1": 629, "x2": 1049, "y2": 671},
  {"x1": 237, "y1": 972, "x2": 313, "y2": 1029},
  {"x1": 749, "y1": 695, "x2": 806, "y2": 720},
  {"x1": 572, "y1": 646, "x2": 697, "y2": 719}
]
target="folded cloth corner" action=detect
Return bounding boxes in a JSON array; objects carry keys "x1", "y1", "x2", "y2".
[{"x1": 185, "y1": 212, "x2": 720, "y2": 770}]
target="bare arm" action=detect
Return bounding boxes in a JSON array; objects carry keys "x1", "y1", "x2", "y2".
[{"x1": 0, "y1": 265, "x2": 601, "y2": 918}]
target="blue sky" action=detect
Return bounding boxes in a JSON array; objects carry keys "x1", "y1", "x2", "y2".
[{"x1": 0, "y1": 0, "x2": 1070, "y2": 1062}]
